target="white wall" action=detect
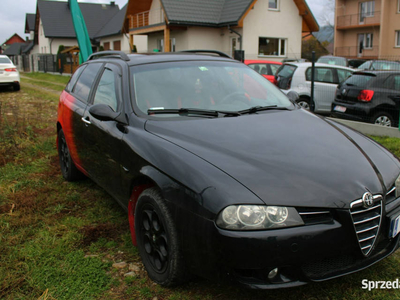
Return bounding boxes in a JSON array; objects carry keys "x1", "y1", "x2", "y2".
[{"x1": 243, "y1": 0, "x2": 303, "y2": 60}]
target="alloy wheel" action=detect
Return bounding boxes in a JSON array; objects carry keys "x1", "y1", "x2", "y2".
[{"x1": 140, "y1": 205, "x2": 169, "y2": 273}]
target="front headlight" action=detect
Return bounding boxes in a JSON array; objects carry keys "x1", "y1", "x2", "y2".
[
  {"x1": 216, "y1": 205, "x2": 304, "y2": 230},
  {"x1": 395, "y1": 174, "x2": 400, "y2": 198}
]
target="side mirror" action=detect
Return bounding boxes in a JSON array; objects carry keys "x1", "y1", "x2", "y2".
[
  {"x1": 89, "y1": 104, "x2": 120, "y2": 121},
  {"x1": 286, "y1": 91, "x2": 299, "y2": 102}
]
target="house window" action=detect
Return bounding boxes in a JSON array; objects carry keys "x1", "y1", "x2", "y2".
[
  {"x1": 396, "y1": 31, "x2": 400, "y2": 47},
  {"x1": 258, "y1": 37, "x2": 286, "y2": 56},
  {"x1": 359, "y1": 1, "x2": 375, "y2": 23},
  {"x1": 113, "y1": 40, "x2": 121, "y2": 51},
  {"x1": 104, "y1": 42, "x2": 110, "y2": 50},
  {"x1": 268, "y1": 0, "x2": 279, "y2": 10}
]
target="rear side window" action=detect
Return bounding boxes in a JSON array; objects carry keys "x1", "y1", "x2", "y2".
[
  {"x1": 344, "y1": 74, "x2": 374, "y2": 87},
  {"x1": 306, "y1": 67, "x2": 335, "y2": 83},
  {"x1": 65, "y1": 65, "x2": 86, "y2": 92},
  {"x1": 72, "y1": 63, "x2": 102, "y2": 102},
  {"x1": 382, "y1": 75, "x2": 400, "y2": 91},
  {"x1": 276, "y1": 64, "x2": 296, "y2": 89}
]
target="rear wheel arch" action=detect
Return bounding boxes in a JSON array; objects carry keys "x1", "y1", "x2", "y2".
[
  {"x1": 370, "y1": 110, "x2": 396, "y2": 127},
  {"x1": 296, "y1": 95, "x2": 314, "y2": 111}
]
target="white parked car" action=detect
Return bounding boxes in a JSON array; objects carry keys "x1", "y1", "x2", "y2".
[
  {"x1": 0, "y1": 55, "x2": 20, "y2": 91},
  {"x1": 275, "y1": 62, "x2": 353, "y2": 114}
]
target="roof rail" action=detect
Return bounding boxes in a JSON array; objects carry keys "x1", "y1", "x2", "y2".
[
  {"x1": 179, "y1": 50, "x2": 232, "y2": 59},
  {"x1": 87, "y1": 51, "x2": 130, "y2": 61}
]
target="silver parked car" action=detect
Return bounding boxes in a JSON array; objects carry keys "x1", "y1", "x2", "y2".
[{"x1": 275, "y1": 62, "x2": 353, "y2": 114}]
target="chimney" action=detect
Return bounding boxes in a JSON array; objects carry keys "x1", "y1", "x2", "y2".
[{"x1": 110, "y1": 1, "x2": 115, "y2": 6}]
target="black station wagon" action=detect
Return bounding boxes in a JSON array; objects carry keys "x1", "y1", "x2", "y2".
[{"x1": 57, "y1": 50, "x2": 400, "y2": 289}]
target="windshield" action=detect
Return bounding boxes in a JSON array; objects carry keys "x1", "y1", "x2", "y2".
[
  {"x1": 317, "y1": 57, "x2": 347, "y2": 66},
  {"x1": 0, "y1": 57, "x2": 12, "y2": 64},
  {"x1": 131, "y1": 61, "x2": 292, "y2": 117}
]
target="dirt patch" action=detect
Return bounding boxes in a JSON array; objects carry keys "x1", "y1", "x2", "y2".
[
  {"x1": 0, "y1": 204, "x2": 14, "y2": 214},
  {"x1": 80, "y1": 223, "x2": 127, "y2": 246}
]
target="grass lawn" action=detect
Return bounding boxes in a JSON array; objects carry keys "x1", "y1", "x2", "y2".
[{"x1": 1, "y1": 74, "x2": 400, "y2": 299}]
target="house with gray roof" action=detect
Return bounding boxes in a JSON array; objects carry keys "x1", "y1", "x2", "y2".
[
  {"x1": 32, "y1": 0, "x2": 121, "y2": 54},
  {"x1": 126, "y1": 0, "x2": 319, "y2": 60}
]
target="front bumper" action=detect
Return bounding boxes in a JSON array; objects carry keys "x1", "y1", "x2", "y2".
[{"x1": 175, "y1": 198, "x2": 400, "y2": 289}]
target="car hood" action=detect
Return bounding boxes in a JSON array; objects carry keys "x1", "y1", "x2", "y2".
[{"x1": 145, "y1": 109, "x2": 400, "y2": 208}]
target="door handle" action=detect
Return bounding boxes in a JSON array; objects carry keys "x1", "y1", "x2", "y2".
[{"x1": 81, "y1": 116, "x2": 91, "y2": 125}]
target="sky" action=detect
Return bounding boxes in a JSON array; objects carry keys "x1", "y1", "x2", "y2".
[{"x1": 0, "y1": 0, "x2": 333, "y2": 46}]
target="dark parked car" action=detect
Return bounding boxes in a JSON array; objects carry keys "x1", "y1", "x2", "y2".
[
  {"x1": 332, "y1": 71, "x2": 400, "y2": 127},
  {"x1": 57, "y1": 50, "x2": 400, "y2": 289},
  {"x1": 348, "y1": 59, "x2": 366, "y2": 69},
  {"x1": 357, "y1": 60, "x2": 400, "y2": 71}
]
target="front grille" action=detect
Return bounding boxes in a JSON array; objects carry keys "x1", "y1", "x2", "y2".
[
  {"x1": 350, "y1": 195, "x2": 382, "y2": 256},
  {"x1": 297, "y1": 209, "x2": 333, "y2": 225}
]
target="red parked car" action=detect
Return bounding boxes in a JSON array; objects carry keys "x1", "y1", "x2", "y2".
[{"x1": 244, "y1": 60, "x2": 282, "y2": 83}]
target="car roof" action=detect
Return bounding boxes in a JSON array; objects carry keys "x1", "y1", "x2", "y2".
[
  {"x1": 244, "y1": 60, "x2": 282, "y2": 65},
  {"x1": 283, "y1": 62, "x2": 353, "y2": 71},
  {"x1": 87, "y1": 51, "x2": 240, "y2": 66}
]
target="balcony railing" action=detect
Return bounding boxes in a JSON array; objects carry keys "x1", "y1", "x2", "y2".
[
  {"x1": 129, "y1": 8, "x2": 165, "y2": 29},
  {"x1": 337, "y1": 11, "x2": 380, "y2": 29},
  {"x1": 335, "y1": 46, "x2": 379, "y2": 58}
]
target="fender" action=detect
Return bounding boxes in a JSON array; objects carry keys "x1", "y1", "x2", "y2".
[{"x1": 127, "y1": 165, "x2": 178, "y2": 246}]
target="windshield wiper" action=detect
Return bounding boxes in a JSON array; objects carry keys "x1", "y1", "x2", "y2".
[
  {"x1": 238, "y1": 105, "x2": 290, "y2": 115},
  {"x1": 147, "y1": 107, "x2": 240, "y2": 117}
]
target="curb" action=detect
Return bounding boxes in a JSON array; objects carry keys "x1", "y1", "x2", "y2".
[{"x1": 327, "y1": 117, "x2": 400, "y2": 138}]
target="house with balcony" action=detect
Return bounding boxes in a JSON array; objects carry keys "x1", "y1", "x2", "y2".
[
  {"x1": 334, "y1": 0, "x2": 400, "y2": 59},
  {"x1": 126, "y1": 0, "x2": 319, "y2": 60}
]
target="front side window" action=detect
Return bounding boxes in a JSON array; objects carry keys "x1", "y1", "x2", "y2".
[
  {"x1": 93, "y1": 68, "x2": 119, "y2": 111},
  {"x1": 72, "y1": 63, "x2": 102, "y2": 102},
  {"x1": 268, "y1": 0, "x2": 279, "y2": 10},
  {"x1": 259, "y1": 37, "x2": 286, "y2": 57},
  {"x1": 131, "y1": 61, "x2": 293, "y2": 117}
]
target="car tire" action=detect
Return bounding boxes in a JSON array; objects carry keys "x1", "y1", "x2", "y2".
[
  {"x1": 57, "y1": 129, "x2": 82, "y2": 181},
  {"x1": 296, "y1": 98, "x2": 312, "y2": 111},
  {"x1": 371, "y1": 112, "x2": 394, "y2": 127},
  {"x1": 135, "y1": 187, "x2": 187, "y2": 286},
  {"x1": 13, "y1": 83, "x2": 20, "y2": 91}
]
